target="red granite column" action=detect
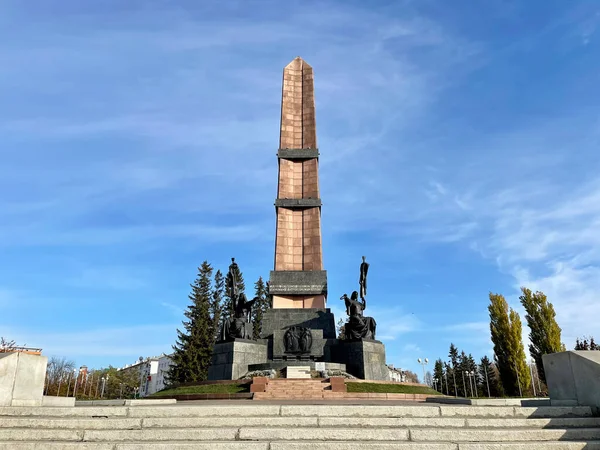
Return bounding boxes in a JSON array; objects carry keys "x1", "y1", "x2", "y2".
[{"x1": 270, "y1": 57, "x2": 326, "y2": 309}]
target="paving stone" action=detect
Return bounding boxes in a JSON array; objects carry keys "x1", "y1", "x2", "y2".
[
  {"x1": 116, "y1": 444, "x2": 270, "y2": 450},
  {"x1": 0, "y1": 418, "x2": 142, "y2": 429},
  {"x1": 270, "y1": 443, "x2": 458, "y2": 450},
  {"x1": 127, "y1": 405, "x2": 280, "y2": 417},
  {"x1": 239, "y1": 427, "x2": 409, "y2": 441},
  {"x1": 0, "y1": 429, "x2": 83, "y2": 441},
  {"x1": 410, "y1": 428, "x2": 600, "y2": 442},
  {"x1": 318, "y1": 417, "x2": 466, "y2": 428},
  {"x1": 458, "y1": 443, "x2": 600, "y2": 450},
  {"x1": 513, "y1": 406, "x2": 593, "y2": 418},
  {"x1": 465, "y1": 417, "x2": 600, "y2": 428},
  {"x1": 143, "y1": 416, "x2": 318, "y2": 428},
  {"x1": 281, "y1": 405, "x2": 441, "y2": 417},
  {"x1": 83, "y1": 428, "x2": 238, "y2": 441},
  {"x1": 439, "y1": 406, "x2": 515, "y2": 417},
  {"x1": 0, "y1": 444, "x2": 114, "y2": 450},
  {"x1": 0, "y1": 406, "x2": 128, "y2": 417}
]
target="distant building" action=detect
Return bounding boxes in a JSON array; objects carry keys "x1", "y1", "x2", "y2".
[
  {"x1": 118, "y1": 353, "x2": 173, "y2": 397},
  {"x1": 387, "y1": 364, "x2": 406, "y2": 382}
]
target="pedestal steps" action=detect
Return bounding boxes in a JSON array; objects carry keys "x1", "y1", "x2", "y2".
[
  {"x1": 0, "y1": 404, "x2": 598, "y2": 449},
  {"x1": 256, "y1": 378, "x2": 332, "y2": 399}
]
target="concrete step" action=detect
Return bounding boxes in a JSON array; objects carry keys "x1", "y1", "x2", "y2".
[
  {"x1": 1, "y1": 442, "x2": 600, "y2": 450},
  {"x1": 3, "y1": 427, "x2": 600, "y2": 443},
  {"x1": 0, "y1": 404, "x2": 593, "y2": 419},
  {"x1": 1, "y1": 415, "x2": 598, "y2": 430}
]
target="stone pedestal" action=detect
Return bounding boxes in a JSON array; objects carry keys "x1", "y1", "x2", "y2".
[
  {"x1": 543, "y1": 351, "x2": 600, "y2": 409},
  {"x1": 0, "y1": 352, "x2": 47, "y2": 406},
  {"x1": 207, "y1": 339, "x2": 267, "y2": 381},
  {"x1": 335, "y1": 340, "x2": 389, "y2": 381}
]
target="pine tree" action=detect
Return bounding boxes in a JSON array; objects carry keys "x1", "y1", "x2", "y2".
[
  {"x1": 479, "y1": 355, "x2": 503, "y2": 397},
  {"x1": 447, "y1": 343, "x2": 460, "y2": 396},
  {"x1": 433, "y1": 359, "x2": 444, "y2": 393},
  {"x1": 210, "y1": 270, "x2": 225, "y2": 343},
  {"x1": 458, "y1": 351, "x2": 469, "y2": 397},
  {"x1": 519, "y1": 287, "x2": 564, "y2": 384},
  {"x1": 251, "y1": 276, "x2": 269, "y2": 340},
  {"x1": 167, "y1": 261, "x2": 215, "y2": 385},
  {"x1": 336, "y1": 318, "x2": 347, "y2": 339},
  {"x1": 488, "y1": 292, "x2": 531, "y2": 396}
]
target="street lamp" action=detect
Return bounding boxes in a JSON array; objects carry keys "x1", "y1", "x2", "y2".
[
  {"x1": 417, "y1": 358, "x2": 429, "y2": 385},
  {"x1": 101, "y1": 375, "x2": 109, "y2": 398}
]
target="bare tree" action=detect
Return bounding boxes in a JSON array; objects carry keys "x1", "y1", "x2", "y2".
[
  {"x1": 45, "y1": 356, "x2": 75, "y2": 396},
  {"x1": 0, "y1": 337, "x2": 17, "y2": 352}
]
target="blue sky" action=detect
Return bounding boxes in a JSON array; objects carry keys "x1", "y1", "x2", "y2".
[{"x1": 2, "y1": 0, "x2": 600, "y2": 377}]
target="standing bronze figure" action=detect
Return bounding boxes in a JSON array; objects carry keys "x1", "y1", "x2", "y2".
[
  {"x1": 219, "y1": 258, "x2": 257, "y2": 341},
  {"x1": 359, "y1": 256, "x2": 369, "y2": 300}
]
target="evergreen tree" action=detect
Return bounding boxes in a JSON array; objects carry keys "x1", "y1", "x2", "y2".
[
  {"x1": 336, "y1": 318, "x2": 347, "y2": 340},
  {"x1": 479, "y1": 355, "x2": 503, "y2": 398},
  {"x1": 167, "y1": 261, "x2": 215, "y2": 385},
  {"x1": 210, "y1": 270, "x2": 225, "y2": 343},
  {"x1": 251, "y1": 276, "x2": 269, "y2": 340},
  {"x1": 467, "y1": 353, "x2": 480, "y2": 396},
  {"x1": 433, "y1": 359, "x2": 444, "y2": 393},
  {"x1": 488, "y1": 292, "x2": 531, "y2": 396},
  {"x1": 447, "y1": 343, "x2": 460, "y2": 396},
  {"x1": 458, "y1": 351, "x2": 469, "y2": 397},
  {"x1": 519, "y1": 287, "x2": 564, "y2": 384}
]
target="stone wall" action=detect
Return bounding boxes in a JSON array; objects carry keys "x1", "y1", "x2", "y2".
[
  {"x1": 0, "y1": 352, "x2": 47, "y2": 406},
  {"x1": 543, "y1": 350, "x2": 600, "y2": 410},
  {"x1": 334, "y1": 340, "x2": 389, "y2": 381},
  {"x1": 207, "y1": 340, "x2": 268, "y2": 380},
  {"x1": 260, "y1": 308, "x2": 336, "y2": 340}
]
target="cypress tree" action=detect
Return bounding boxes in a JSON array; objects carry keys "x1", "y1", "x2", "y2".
[
  {"x1": 167, "y1": 261, "x2": 214, "y2": 385},
  {"x1": 252, "y1": 276, "x2": 269, "y2": 340},
  {"x1": 488, "y1": 292, "x2": 531, "y2": 396},
  {"x1": 519, "y1": 287, "x2": 564, "y2": 384}
]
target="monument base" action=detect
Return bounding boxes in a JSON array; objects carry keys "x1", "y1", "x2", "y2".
[
  {"x1": 0, "y1": 352, "x2": 48, "y2": 406},
  {"x1": 207, "y1": 339, "x2": 267, "y2": 381},
  {"x1": 335, "y1": 339, "x2": 389, "y2": 381}
]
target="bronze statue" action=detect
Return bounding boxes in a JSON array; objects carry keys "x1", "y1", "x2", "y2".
[
  {"x1": 219, "y1": 258, "x2": 257, "y2": 341},
  {"x1": 359, "y1": 256, "x2": 369, "y2": 300},
  {"x1": 340, "y1": 256, "x2": 376, "y2": 340}
]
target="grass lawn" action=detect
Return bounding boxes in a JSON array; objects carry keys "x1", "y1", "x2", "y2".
[
  {"x1": 151, "y1": 383, "x2": 250, "y2": 397},
  {"x1": 346, "y1": 382, "x2": 442, "y2": 395}
]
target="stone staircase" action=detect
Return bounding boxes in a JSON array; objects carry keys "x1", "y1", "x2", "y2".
[
  {"x1": 254, "y1": 378, "x2": 331, "y2": 400},
  {"x1": 0, "y1": 403, "x2": 600, "y2": 448}
]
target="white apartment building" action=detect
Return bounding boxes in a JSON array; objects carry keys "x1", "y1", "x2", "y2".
[
  {"x1": 387, "y1": 364, "x2": 406, "y2": 382},
  {"x1": 118, "y1": 353, "x2": 173, "y2": 397}
]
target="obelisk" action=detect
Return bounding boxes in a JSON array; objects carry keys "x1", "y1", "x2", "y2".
[{"x1": 269, "y1": 57, "x2": 327, "y2": 309}]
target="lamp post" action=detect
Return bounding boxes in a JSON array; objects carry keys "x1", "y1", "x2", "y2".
[
  {"x1": 56, "y1": 373, "x2": 63, "y2": 397},
  {"x1": 101, "y1": 375, "x2": 109, "y2": 399},
  {"x1": 530, "y1": 362, "x2": 537, "y2": 397},
  {"x1": 95, "y1": 375, "x2": 101, "y2": 398},
  {"x1": 417, "y1": 358, "x2": 429, "y2": 385},
  {"x1": 73, "y1": 368, "x2": 81, "y2": 399},
  {"x1": 484, "y1": 366, "x2": 491, "y2": 398},
  {"x1": 66, "y1": 370, "x2": 73, "y2": 397},
  {"x1": 468, "y1": 371, "x2": 477, "y2": 398}
]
